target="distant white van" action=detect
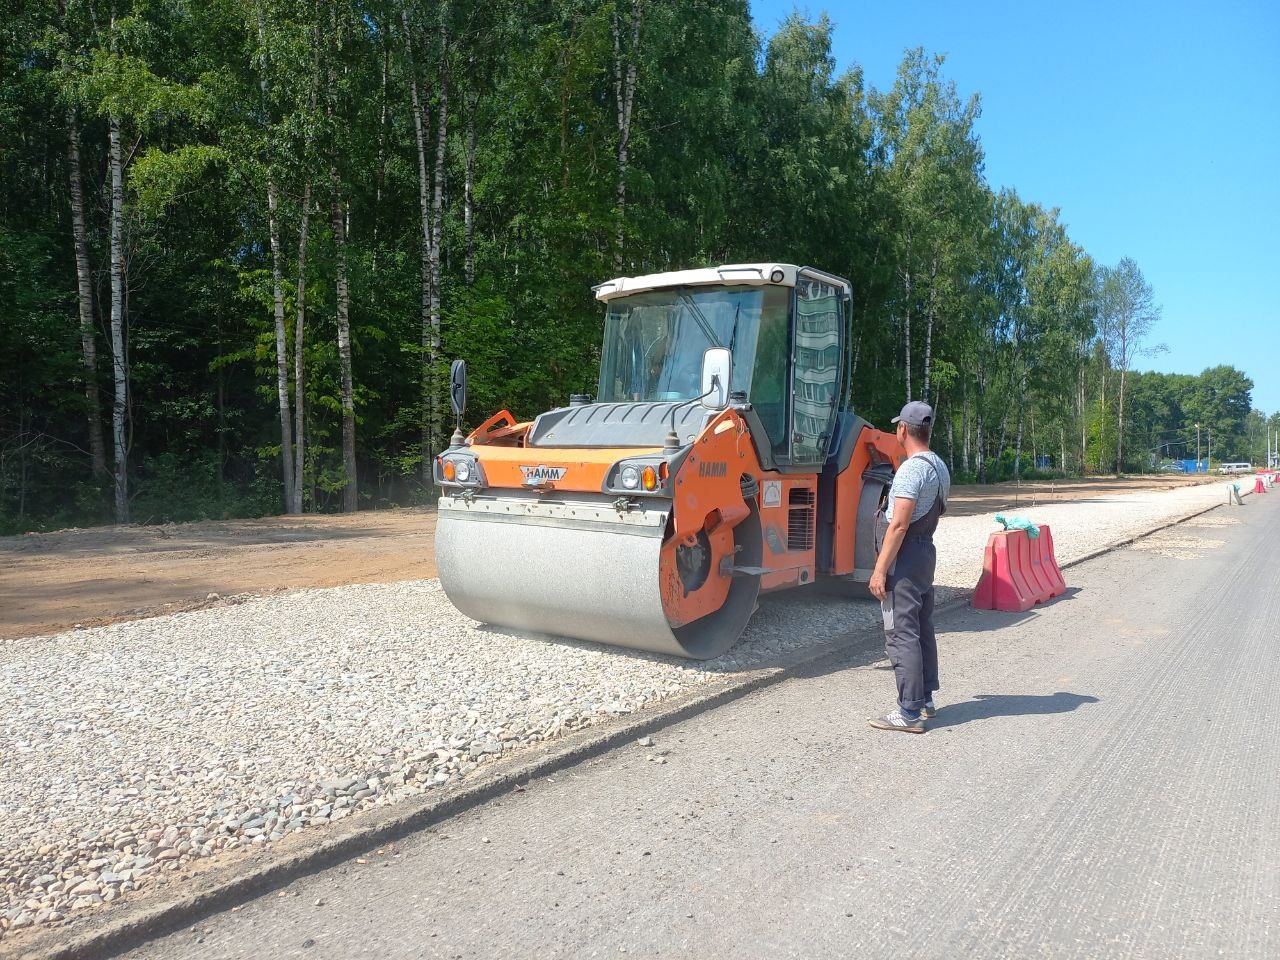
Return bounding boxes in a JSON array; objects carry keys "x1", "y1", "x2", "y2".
[{"x1": 1218, "y1": 462, "x2": 1252, "y2": 474}]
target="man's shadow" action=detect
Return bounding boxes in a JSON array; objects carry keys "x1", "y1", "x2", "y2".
[{"x1": 928, "y1": 691, "x2": 1098, "y2": 729}]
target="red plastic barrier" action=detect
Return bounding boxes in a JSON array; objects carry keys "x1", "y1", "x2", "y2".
[
  {"x1": 972, "y1": 530, "x2": 1037, "y2": 611},
  {"x1": 972, "y1": 525, "x2": 1066, "y2": 612},
  {"x1": 1255, "y1": 477, "x2": 1266, "y2": 494}
]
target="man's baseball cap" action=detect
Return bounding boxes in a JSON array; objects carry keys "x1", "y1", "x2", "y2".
[{"x1": 892, "y1": 400, "x2": 934, "y2": 426}]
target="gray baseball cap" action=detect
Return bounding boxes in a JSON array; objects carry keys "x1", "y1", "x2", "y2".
[{"x1": 892, "y1": 400, "x2": 934, "y2": 426}]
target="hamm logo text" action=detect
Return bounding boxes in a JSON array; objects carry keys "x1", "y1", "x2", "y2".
[{"x1": 520, "y1": 465, "x2": 566, "y2": 484}]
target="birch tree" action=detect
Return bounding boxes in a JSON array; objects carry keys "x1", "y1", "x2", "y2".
[
  {"x1": 107, "y1": 110, "x2": 128, "y2": 521},
  {"x1": 254, "y1": 11, "x2": 297, "y2": 513},
  {"x1": 66, "y1": 106, "x2": 108, "y2": 480},
  {"x1": 293, "y1": 183, "x2": 311, "y2": 511},
  {"x1": 326, "y1": 3, "x2": 357, "y2": 511},
  {"x1": 1100, "y1": 257, "x2": 1162, "y2": 473},
  {"x1": 427, "y1": 12, "x2": 449, "y2": 468},
  {"x1": 401, "y1": 7, "x2": 434, "y2": 480},
  {"x1": 610, "y1": 0, "x2": 642, "y2": 270}
]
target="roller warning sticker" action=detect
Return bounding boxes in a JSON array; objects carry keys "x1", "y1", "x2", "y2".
[{"x1": 762, "y1": 480, "x2": 782, "y2": 507}]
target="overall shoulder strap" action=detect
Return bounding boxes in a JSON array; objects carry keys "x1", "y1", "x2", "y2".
[{"x1": 921, "y1": 454, "x2": 948, "y2": 513}]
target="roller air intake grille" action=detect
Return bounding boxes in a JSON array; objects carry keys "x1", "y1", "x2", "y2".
[{"x1": 787, "y1": 487, "x2": 816, "y2": 551}]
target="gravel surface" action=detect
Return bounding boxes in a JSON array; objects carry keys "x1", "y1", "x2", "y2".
[{"x1": 0, "y1": 480, "x2": 1234, "y2": 938}]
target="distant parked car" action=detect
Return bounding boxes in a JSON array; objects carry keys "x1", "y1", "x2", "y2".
[
  {"x1": 1160, "y1": 462, "x2": 1183, "y2": 472},
  {"x1": 1218, "y1": 462, "x2": 1252, "y2": 474}
]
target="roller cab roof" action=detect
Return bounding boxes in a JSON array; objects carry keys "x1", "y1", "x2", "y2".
[{"x1": 593, "y1": 263, "x2": 851, "y2": 301}]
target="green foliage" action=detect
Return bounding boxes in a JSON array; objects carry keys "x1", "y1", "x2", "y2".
[
  {"x1": 0, "y1": 0, "x2": 1262, "y2": 531},
  {"x1": 131, "y1": 451, "x2": 279, "y2": 522},
  {"x1": 130, "y1": 144, "x2": 225, "y2": 220}
]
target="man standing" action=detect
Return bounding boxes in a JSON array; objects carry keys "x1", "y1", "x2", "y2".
[{"x1": 868, "y1": 401, "x2": 951, "y2": 734}]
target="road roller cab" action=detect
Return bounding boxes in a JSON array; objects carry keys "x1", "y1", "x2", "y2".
[{"x1": 434, "y1": 264, "x2": 905, "y2": 659}]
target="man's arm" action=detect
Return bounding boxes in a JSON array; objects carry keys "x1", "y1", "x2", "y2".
[{"x1": 869, "y1": 498, "x2": 915, "y2": 601}]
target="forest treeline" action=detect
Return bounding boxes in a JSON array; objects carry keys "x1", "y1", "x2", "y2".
[{"x1": 2, "y1": 0, "x2": 1273, "y2": 532}]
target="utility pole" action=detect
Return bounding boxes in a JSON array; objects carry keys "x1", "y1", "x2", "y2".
[{"x1": 1195, "y1": 423, "x2": 1201, "y2": 470}]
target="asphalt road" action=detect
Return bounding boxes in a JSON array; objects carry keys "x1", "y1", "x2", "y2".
[{"x1": 129, "y1": 498, "x2": 1280, "y2": 960}]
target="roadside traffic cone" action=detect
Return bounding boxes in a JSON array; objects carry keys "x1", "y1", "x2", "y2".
[{"x1": 1255, "y1": 476, "x2": 1266, "y2": 494}]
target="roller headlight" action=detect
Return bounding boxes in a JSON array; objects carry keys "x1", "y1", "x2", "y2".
[
  {"x1": 607, "y1": 459, "x2": 667, "y2": 496},
  {"x1": 436, "y1": 453, "x2": 485, "y2": 487}
]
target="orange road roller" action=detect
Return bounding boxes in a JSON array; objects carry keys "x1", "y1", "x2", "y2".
[{"x1": 434, "y1": 263, "x2": 905, "y2": 658}]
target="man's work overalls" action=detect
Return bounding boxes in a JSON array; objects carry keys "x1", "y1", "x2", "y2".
[{"x1": 875, "y1": 460, "x2": 947, "y2": 713}]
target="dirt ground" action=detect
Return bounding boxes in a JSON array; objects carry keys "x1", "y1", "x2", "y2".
[{"x1": 3, "y1": 474, "x2": 1213, "y2": 641}]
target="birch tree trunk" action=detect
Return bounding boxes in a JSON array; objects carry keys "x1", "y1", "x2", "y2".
[
  {"x1": 67, "y1": 107, "x2": 108, "y2": 479},
  {"x1": 464, "y1": 82, "x2": 476, "y2": 286},
  {"x1": 255, "y1": 11, "x2": 295, "y2": 512},
  {"x1": 372, "y1": 36, "x2": 388, "y2": 273},
  {"x1": 1030, "y1": 407, "x2": 1037, "y2": 468},
  {"x1": 1077, "y1": 349, "x2": 1087, "y2": 472},
  {"x1": 996, "y1": 408, "x2": 1010, "y2": 479},
  {"x1": 266, "y1": 174, "x2": 296, "y2": 513},
  {"x1": 327, "y1": 16, "x2": 356, "y2": 512},
  {"x1": 1013, "y1": 372, "x2": 1026, "y2": 479},
  {"x1": 401, "y1": 11, "x2": 433, "y2": 482},
  {"x1": 1013, "y1": 399, "x2": 1024, "y2": 478},
  {"x1": 921, "y1": 252, "x2": 937, "y2": 400},
  {"x1": 427, "y1": 22, "x2": 449, "y2": 465},
  {"x1": 975, "y1": 407, "x2": 985, "y2": 481},
  {"x1": 108, "y1": 115, "x2": 129, "y2": 523},
  {"x1": 1116, "y1": 367, "x2": 1128, "y2": 473},
  {"x1": 293, "y1": 183, "x2": 311, "y2": 512},
  {"x1": 611, "y1": 0, "x2": 642, "y2": 271},
  {"x1": 1097, "y1": 369, "x2": 1107, "y2": 472},
  {"x1": 331, "y1": 179, "x2": 357, "y2": 512},
  {"x1": 901, "y1": 268, "x2": 913, "y2": 401}
]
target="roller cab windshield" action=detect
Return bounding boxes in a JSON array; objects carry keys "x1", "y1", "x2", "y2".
[{"x1": 597, "y1": 285, "x2": 790, "y2": 404}]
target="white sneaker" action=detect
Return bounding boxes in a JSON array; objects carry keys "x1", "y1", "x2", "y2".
[{"x1": 868, "y1": 710, "x2": 926, "y2": 734}]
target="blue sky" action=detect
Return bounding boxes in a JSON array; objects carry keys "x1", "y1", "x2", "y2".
[{"x1": 750, "y1": 0, "x2": 1280, "y2": 413}]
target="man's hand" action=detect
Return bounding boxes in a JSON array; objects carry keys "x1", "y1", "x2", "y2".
[{"x1": 869, "y1": 570, "x2": 888, "y2": 601}]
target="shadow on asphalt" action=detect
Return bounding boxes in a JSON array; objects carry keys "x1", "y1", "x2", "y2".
[
  {"x1": 942, "y1": 586, "x2": 1083, "y2": 633},
  {"x1": 927, "y1": 691, "x2": 1099, "y2": 728}
]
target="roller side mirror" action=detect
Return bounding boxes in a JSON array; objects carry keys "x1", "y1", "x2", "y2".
[
  {"x1": 450, "y1": 359, "x2": 467, "y2": 419},
  {"x1": 700, "y1": 348, "x2": 732, "y2": 410}
]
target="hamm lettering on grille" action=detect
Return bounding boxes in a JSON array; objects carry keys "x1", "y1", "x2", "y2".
[
  {"x1": 520, "y1": 465, "x2": 567, "y2": 484},
  {"x1": 698, "y1": 461, "x2": 728, "y2": 478}
]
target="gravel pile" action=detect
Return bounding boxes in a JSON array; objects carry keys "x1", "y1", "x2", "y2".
[{"x1": 0, "y1": 480, "x2": 1229, "y2": 936}]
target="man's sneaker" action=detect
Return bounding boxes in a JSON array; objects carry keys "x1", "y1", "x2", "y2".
[
  {"x1": 922, "y1": 700, "x2": 937, "y2": 719},
  {"x1": 868, "y1": 710, "x2": 926, "y2": 734}
]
